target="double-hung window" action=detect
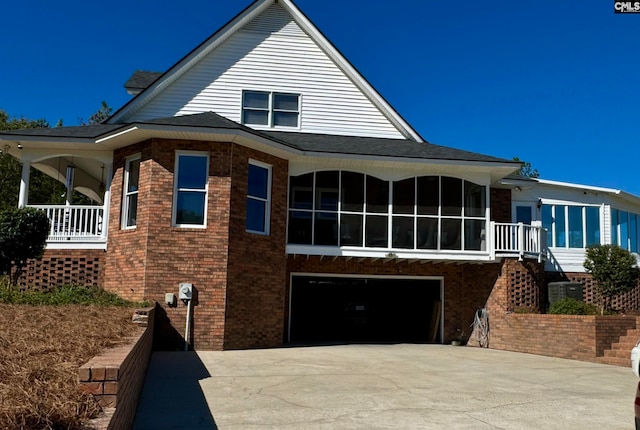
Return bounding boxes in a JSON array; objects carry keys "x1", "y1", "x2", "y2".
[
  {"x1": 173, "y1": 152, "x2": 209, "y2": 227},
  {"x1": 122, "y1": 154, "x2": 140, "y2": 229},
  {"x1": 246, "y1": 160, "x2": 272, "y2": 234},
  {"x1": 242, "y1": 91, "x2": 300, "y2": 128}
]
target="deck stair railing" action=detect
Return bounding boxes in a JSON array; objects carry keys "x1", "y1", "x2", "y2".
[{"x1": 491, "y1": 222, "x2": 546, "y2": 262}]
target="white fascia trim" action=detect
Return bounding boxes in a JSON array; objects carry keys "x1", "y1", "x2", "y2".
[
  {"x1": 45, "y1": 242, "x2": 107, "y2": 250},
  {"x1": 109, "y1": 1, "x2": 273, "y2": 123},
  {"x1": 536, "y1": 178, "x2": 622, "y2": 195},
  {"x1": 95, "y1": 126, "x2": 140, "y2": 144},
  {"x1": 286, "y1": 244, "x2": 493, "y2": 262},
  {"x1": 299, "y1": 150, "x2": 519, "y2": 169},
  {"x1": 278, "y1": 0, "x2": 422, "y2": 142}
]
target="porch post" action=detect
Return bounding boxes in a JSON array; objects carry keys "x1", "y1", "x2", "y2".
[
  {"x1": 65, "y1": 165, "x2": 75, "y2": 206},
  {"x1": 18, "y1": 161, "x2": 30, "y2": 208},
  {"x1": 101, "y1": 163, "x2": 113, "y2": 241}
]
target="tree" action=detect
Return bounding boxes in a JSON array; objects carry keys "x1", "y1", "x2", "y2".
[
  {"x1": 0, "y1": 207, "x2": 50, "y2": 286},
  {"x1": 584, "y1": 244, "x2": 639, "y2": 314},
  {"x1": 0, "y1": 111, "x2": 51, "y2": 212},
  {"x1": 80, "y1": 101, "x2": 113, "y2": 125},
  {"x1": 512, "y1": 157, "x2": 540, "y2": 178}
]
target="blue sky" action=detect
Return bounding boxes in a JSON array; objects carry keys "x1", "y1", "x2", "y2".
[{"x1": 1, "y1": 1, "x2": 638, "y2": 195}]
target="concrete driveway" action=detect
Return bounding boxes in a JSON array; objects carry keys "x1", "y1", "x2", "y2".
[{"x1": 133, "y1": 344, "x2": 636, "y2": 429}]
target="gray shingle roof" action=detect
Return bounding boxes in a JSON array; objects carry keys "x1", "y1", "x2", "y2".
[
  {"x1": 0, "y1": 123, "x2": 125, "y2": 138},
  {"x1": 262, "y1": 131, "x2": 512, "y2": 163},
  {"x1": 0, "y1": 112, "x2": 514, "y2": 164},
  {"x1": 123, "y1": 71, "x2": 163, "y2": 92}
]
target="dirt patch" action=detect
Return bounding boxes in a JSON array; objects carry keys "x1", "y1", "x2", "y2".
[{"x1": 0, "y1": 304, "x2": 142, "y2": 430}]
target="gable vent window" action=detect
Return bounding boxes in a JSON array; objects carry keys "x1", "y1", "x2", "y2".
[{"x1": 242, "y1": 91, "x2": 300, "y2": 128}]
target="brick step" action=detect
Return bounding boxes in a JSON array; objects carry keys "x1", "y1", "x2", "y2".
[
  {"x1": 603, "y1": 349, "x2": 632, "y2": 359},
  {"x1": 609, "y1": 340, "x2": 639, "y2": 351},
  {"x1": 596, "y1": 356, "x2": 630, "y2": 367}
]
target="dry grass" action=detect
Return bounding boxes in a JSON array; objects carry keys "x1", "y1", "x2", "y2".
[{"x1": 0, "y1": 304, "x2": 142, "y2": 430}]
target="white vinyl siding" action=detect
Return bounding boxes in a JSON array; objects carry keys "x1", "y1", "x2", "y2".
[{"x1": 127, "y1": 4, "x2": 405, "y2": 139}]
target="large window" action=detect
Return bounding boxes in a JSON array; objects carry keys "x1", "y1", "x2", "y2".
[
  {"x1": 246, "y1": 160, "x2": 272, "y2": 234},
  {"x1": 122, "y1": 154, "x2": 140, "y2": 229},
  {"x1": 541, "y1": 204, "x2": 600, "y2": 248},
  {"x1": 242, "y1": 91, "x2": 300, "y2": 128},
  {"x1": 173, "y1": 152, "x2": 209, "y2": 227},
  {"x1": 287, "y1": 171, "x2": 487, "y2": 251},
  {"x1": 611, "y1": 209, "x2": 640, "y2": 253}
]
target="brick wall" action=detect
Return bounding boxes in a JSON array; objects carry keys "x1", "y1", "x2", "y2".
[
  {"x1": 104, "y1": 139, "x2": 292, "y2": 350},
  {"x1": 103, "y1": 140, "x2": 153, "y2": 303},
  {"x1": 19, "y1": 248, "x2": 104, "y2": 291},
  {"x1": 490, "y1": 187, "x2": 511, "y2": 223},
  {"x1": 224, "y1": 145, "x2": 289, "y2": 349},
  {"x1": 79, "y1": 305, "x2": 155, "y2": 430},
  {"x1": 486, "y1": 313, "x2": 640, "y2": 362},
  {"x1": 105, "y1": 139, "x2": 233, "y2": 350}
]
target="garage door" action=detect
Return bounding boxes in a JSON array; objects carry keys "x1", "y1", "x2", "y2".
[{"x1": 289, "y1": 276, "x2": 441, "y2": 344}]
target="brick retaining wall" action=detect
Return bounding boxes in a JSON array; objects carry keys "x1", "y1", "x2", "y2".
[
  {"x1": 79, "y1": 305, "x2": 155, "y2": 430},
  {"x1": 485, "y1": 312, "x2": 640, "y2": 362}
]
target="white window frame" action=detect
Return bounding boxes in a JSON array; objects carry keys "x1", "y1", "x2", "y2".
[
  {"x1": 246, "y1": 159, "x2": 272, "y2": 235},
  {"x1": 172, "y1": 151, "x2": 209, "y2": 228},
  {"x1": 286, "y1": 172, "x2": 488, "y2": 252},
  {"x1": 241, "y1": 90, "x2": 300, "y2": 129},
  {"x1": 542, "y1": 203, "x2": 602, "y2": 249},
  {"x1": 121, "y1": 154, "x2": 141, "y2": 230}
]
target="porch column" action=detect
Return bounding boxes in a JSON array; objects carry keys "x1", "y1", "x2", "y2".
[
  {"x1": 101, "y1": 163, "x2": 113, "y2": 241},
  {"x1": 65, "y1": 165, "x2": 75, "y2": 206},
  {"x1": 17, "y1": 161, "x2": 30, "y2": 208}
]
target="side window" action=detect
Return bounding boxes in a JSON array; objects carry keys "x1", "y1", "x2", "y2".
[
  {"x1": 246, "y1": 160, "x2": 272, "y2": 234},
  {"x1": 173, "y1": 152, "x2": 209, "y2": 227},
  {"x1": 122, "y1": 155, "x2": 140, "y2": 229}
]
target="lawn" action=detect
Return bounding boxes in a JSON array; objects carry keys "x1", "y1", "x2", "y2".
[{"x1": 0, "y1": 303, "x2": 142, "y2": 430}]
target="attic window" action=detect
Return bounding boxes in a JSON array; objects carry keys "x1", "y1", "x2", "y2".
[{"x1": 242, "y1": 91, "x2": 299, "y2": 128}]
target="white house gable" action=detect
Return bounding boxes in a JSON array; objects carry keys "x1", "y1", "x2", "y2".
[{"x1": 123, "y1": 3, "x2": 409, "y2": 139}]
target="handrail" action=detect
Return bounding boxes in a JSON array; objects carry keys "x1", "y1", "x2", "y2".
[
  {"x1": 492, "y1": 222, "x2": 546, "y2": 262},
  {"x1": 28, "y1": 205, "x2": 106, "y2": 242}
]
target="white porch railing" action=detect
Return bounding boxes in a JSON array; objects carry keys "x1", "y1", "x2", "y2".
[
  {"x1": 491, "y1": 221, "x2": 547, "y2": 262},
  {"x1": 29, "y1": 205, "x2": 106, "y2": 243}
]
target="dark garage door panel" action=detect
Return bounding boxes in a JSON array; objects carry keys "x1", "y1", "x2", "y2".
[{"x1": 290, "y1": 276, "x2": 441, "y2": 344}]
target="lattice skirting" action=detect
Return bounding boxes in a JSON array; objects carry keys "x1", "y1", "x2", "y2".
[{"x1": 18, "y1": 249, "x2": 104, "y2": 291}]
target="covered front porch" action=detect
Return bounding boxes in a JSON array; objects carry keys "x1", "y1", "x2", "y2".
[{"x1": 13, "y1": 148, "x2": 113, "y2": 249}]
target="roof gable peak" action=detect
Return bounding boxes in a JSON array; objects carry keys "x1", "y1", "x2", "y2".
[{"x1": 107, "y1": 0, "x2": 422, "y2": 141}]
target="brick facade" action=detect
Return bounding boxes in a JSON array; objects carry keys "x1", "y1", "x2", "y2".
[
  {"x1": 103, "y1": 139, "x2": 289, "y2": 350},
  {"x1": 224, "y1": 145, "x2": 289, "y2": 349},
  {"x1": 490, "y1": 187, "x2": 511, "y2": 223}
]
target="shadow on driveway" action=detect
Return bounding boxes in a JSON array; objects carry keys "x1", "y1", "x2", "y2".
[{"x1": 133, "y1": 352, "x2": 217, "y2": 430}]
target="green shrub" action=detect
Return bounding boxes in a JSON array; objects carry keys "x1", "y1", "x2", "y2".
[
  {"x1": 548, "y1": 298, "x2": 599, "y2": 315},
  {"x1": 584, "y1": 244, "x2": 639, "y2": 314},
  {"x1": 0, "y1": 284, "x2": 148, "y2": 307},
  {"x1": 0, "y1": 207, "x2": 50, "y2": 286}
]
